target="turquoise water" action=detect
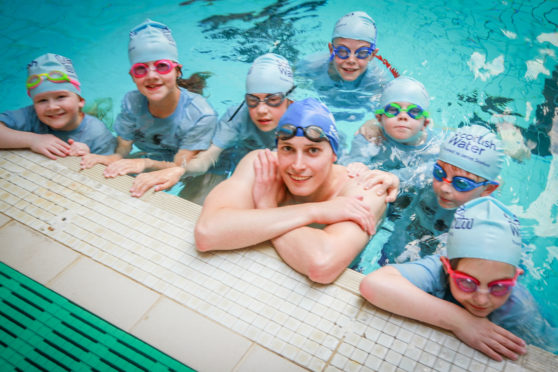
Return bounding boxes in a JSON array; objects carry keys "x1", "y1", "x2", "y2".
[{"x1": 1, "y1": 0, "x2": 557, "y2": 343}]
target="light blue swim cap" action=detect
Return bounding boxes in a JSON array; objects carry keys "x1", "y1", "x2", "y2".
[
  {"x1": 128, "y1": 19, "x2": 179, "y2": 65},
  {"x1": 332, "y1": 11, "x2": 377, "y2": 45},
  {"x1": 245, "y1": 53, "x2": 294, "y2": 94},
  {"x1": 277, "y1": 98, "x2": 340, "y2": 156},
  {"x1": 27, "y1": 53, "x2": 81, "y2": 99},
  {"x1": 447, "y1": 197, "x2": 522, "y2": 267},
  {"x1": 438, "y1": 125, "x2": 504, "y2": 181},
  {"x1": 379, "y1": 76, "x2": 430, "y2": 110}
]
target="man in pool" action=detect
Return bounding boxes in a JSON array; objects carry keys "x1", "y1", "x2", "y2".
[{"x1": 195, "y1": 98, "x2": 398, "y2": 284}]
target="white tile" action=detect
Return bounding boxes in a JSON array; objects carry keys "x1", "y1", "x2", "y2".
[
  {"x1": 0, "y1": 221, "x2": 79, "y2": 284},
  {"x1": 48, "y1": 256, "x2": 159, "y2": 330},
  {"x1": 132, "y1": 297, "x2": 252, "y2": 371},
  {"x1": 237, "y1": 345, "x2": 308, "y2": 372}
]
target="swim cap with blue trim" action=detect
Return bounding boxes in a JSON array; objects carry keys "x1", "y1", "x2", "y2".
[
  {"x1": 332, "y1": 11, "x2": 377, "y2": 45},
  {"x1": 246, "y1": 53, "x2": 294, "y2": 94},
  {"x1": 379, "y1": 76, "x2": 430, "y2": 110},
  {"x1": 438, "y1": 125, "x2": 504, "y2": 181},
  {"x1": 447, "y1": 197, "x2": 522, "y2": 267},
  {"x1": 277, "y1": 98, "x2": 340, "y2": 156},
  {"x1": 128, "y1": 19, "x2": 179, "y2": 65},
  {"x1": 27, "y1": 53, "x2": 80, "y2": 99}
]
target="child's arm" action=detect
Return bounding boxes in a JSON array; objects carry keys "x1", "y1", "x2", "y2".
[
  {"x1": 360, "y1": 266, "x2": 527, "y2": 361},
  {"x1": 0, "y1": 122, "x2": 70, "y2": 159},
  {"x1": 128, "y1": 145, "x2": 223, "y2": 197},
  {"x1": 80, "y1": 136, "x2": 132, "y2": 169}
]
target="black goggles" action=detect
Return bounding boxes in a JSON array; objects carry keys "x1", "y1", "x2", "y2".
[
  {"x1": 276, "y1": 124, "x2": 329, "y2": 143},
  {"x1": 245, "y1": 86, "x2": 295, "y2": 108}
]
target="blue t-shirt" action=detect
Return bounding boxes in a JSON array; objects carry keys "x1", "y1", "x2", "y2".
[
  {"x1": 114, "y1": 87, "x2": 217, "y2": 162},
  {"x1": 393, "y1": 255, "x2": 558, "y2": 353},
  {"x1": 0, "y1": 105, "x2": 116, "y2": 155},
  {"x1": 341, "y1": 127, "x2": 444, "y2": 190},
  {"x1": 296, "y1": 52, "x2": 393, "y2": 123}
]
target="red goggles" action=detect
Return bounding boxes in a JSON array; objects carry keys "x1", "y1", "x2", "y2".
[
  {"x1": 129, "y1": 59, "x2": 179, "y2": 78},
  {"x1": 441, "y1": 256, "x2": 522, "y2": 297}
]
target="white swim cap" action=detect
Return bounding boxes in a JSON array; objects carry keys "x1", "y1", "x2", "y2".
[
  {"x1": 245, "y1": 53, "x2": 294, "y2": 94},
  {"x1": 27, "y1": 53, "x2": 81, "y2": 99},
  {"x1": 439, "y1": 125, "x2": 504, "y2": 181},
  {"x1": 128, "y1": 19, "x2": 179, "y2": 65},
  {"x1": 447, "y1": 197, "x2": 522, "y2": 267},
  {"x1": 332, "y1": 11, "x2": 377, "y2": 45},
  {"x1": 379, "y1": 76, "x2": 430, "y2": 110}
]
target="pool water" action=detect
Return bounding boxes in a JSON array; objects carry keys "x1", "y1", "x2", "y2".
[{"x1": 1, "y1": 0, "x2": 557, "y2": 348}]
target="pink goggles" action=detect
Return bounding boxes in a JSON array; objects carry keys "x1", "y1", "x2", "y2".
[
  {"x1": 129, "y1": 59, "x2": 179, "y2": 78},
  {"x1": 441, "y1": 256, "x2": 522, "y2": 297}
]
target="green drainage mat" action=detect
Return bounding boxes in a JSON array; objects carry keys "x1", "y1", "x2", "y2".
[{"x1": 0, "y1": 262, "x2": 194, "y2": 371}]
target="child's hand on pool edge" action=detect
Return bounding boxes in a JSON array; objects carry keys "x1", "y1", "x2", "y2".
[{"x1": 130, "y1": 166, "x2": 185, "y2": 198}]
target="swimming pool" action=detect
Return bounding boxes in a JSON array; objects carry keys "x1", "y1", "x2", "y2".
[{"x1": 1, "y1": 0, "x2": 556, "y2": 348}]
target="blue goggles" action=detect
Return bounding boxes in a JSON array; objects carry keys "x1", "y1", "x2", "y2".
[
  {"x1": 433, "y1": 163, "x2": 498, "y2": 192},
  {"x1": 329, "y1": 45, "x2": 375, "y2": 61},
  {"x1": 375, "y1": 103, "x2": 429, "y2": 119}
]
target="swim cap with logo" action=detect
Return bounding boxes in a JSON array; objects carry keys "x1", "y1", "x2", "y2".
[
  {"x1": 128, "y1": 19, "x2": 179, "y2": 65},
  {"x1": 447, "y1": 197, "x2": 522, "y2": 266},
  {"x1": 438, "y1": 125, "x2": 504, "y2": 181},
  {"x1": 277, "y1": 98, "x2": 339, "y2": 156},
  {"x1": 246, "y1": 53, "x2": 294, "y2": 94},
  {"x1": 332, "y1": 11, "x2": 377, "y2": 45},
  {"x1": 27, "y1": 53, "x2": 81, "y2": 99}
]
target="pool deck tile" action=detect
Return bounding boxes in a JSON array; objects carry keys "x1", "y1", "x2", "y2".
[{"x1": 0, "y1": 150, "x2": 556, "y2": 372}]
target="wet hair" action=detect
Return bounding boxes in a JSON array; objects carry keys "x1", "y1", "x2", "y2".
[{"x1": 176, "y1": 66, "x2": 211, "y2": 95}]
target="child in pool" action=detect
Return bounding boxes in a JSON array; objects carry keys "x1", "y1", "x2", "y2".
[
  {"x1": 128, "y1": 53, "x2": 295, "y2": 200},
  {"x1": 342, "y1": 76, "x2": 443, "y2": 190},
  {"x1": 360, "y1": 197, "x2": 558, "y2": 360},
  {"x1": 80, "y1": 19, "x2": 217, "y2": 184},
  {"x1": 296, "y1": 11, "x2": 394, "y2": 125},
  {"x1": 352, "y1": 124, "x2": 503, "y2": 270},
  {"x1": 0, "y1": 53, "x2": 116, "y2": 159}
]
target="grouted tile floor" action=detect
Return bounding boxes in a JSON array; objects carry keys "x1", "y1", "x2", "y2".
[{"x1": 0, "y1": 150, "x2": 556, "y2": 371}]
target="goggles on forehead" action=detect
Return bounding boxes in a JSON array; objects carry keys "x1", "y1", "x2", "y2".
[
  {"x1": 26, "y1": 71, "x2": 81, "y2": 95},
  {"x1": 433, "y1": 163, "x2": 498, "y2": 192},
  {"x1": 375, "y1": 102, "x2": 429, "y2": 119},
  {"x1": 129, "y1": 59, "x2": 179, "y2": 78},
  {"x1": 330, "y1": 45, "x2": 375, "y2": 61},
  {"x1": 276, "y1": 124, "x2": 329, "y2": 143},
  {"x1": 441, "y1": 257, "x2": 522, "y2": 297},
  {"x1": 130, "y1": 21, "x2": 170, "y2": 35},
  {"x1": 245, "y1": 86, "x2": 295, "y2": 108}
]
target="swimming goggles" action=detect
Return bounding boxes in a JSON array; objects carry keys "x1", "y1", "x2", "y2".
[
  {"x1": 330, "y1": 45, "x2": 375, "y2": 60},
  {"x1": 276, "y1": 124, "x2": 329, "y2": 143},
  {"x1": 244, "y1": 86, "x2": 295, "y2": 108},
  {"x1": 129, "y1": 59, "x2": 179, "y2": 78},
  {"x1": 441, "y1": 257, "x2": 522, "y2": 297},
  {"x1": 26, "y1": 71, "x2": 81, "y2": 94},
  {"x1": 433, "y1": 163, "x2": 498, "y2": 192},
  {"x1": 375, "y1": 102, "x2": 429, "y2": 119}
]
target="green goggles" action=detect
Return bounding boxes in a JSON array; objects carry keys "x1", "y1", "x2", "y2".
[{"x1": 375, "y1": 102, "x2": 429, "y2": 119}]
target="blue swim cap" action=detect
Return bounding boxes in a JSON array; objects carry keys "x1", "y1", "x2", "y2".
[
  {"x1": 332, "y1": 11, "x2": 377, "y2": 45},
  {"x1": 246, "y1": 53, "x2": 294, "y2": 94},
  {"x1": 447, "y1": 197, "x2": 522, "y2": 267},
  {"x1": 27, "y1": 53, "x2": 81, "y2": 99},
  {"x1": 379, "y1": 76, "x2": 430, "y2": 110},
  {"x1": 438, "y1": 125, "x2": 504, "y2": 181},
  {"x1": 277, "y1": 98, "x2": 340, "y2": 156},
  {"x1": 128, "y1": 19, "x2": 179, "y2": 65}
]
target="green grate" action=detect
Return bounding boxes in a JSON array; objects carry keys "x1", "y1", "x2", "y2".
[{"x1": 0, "y1": 262, "x2": 195, "y2": 371}]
